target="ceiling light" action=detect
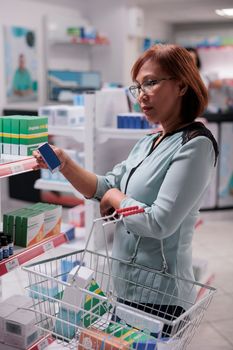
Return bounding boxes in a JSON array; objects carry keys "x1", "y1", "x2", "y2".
[{"x1": 215, "y1": 8, "x2": 233, "y2": 17}]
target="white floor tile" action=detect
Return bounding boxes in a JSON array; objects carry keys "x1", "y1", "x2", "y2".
[
  {"x1": 189, "y1": 322, "x2": 233, "y2": 350},
  {"x1": 204, "y1": 293, "x2": 233, "y2": 323},
  {"x1": 211, "y1": 319, "x2": 233, "y2": 346}
]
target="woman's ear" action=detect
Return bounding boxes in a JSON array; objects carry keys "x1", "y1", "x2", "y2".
[{"x1": 178, "y1": 82, "x2": 188, "y2": 96}]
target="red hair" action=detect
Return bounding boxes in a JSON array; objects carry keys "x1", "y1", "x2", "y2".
[{"x1": 131, "y1": 44, "x2": 208, "y2": 122}]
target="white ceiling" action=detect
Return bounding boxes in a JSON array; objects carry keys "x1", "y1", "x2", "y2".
[
  {"x1": 126, "y1": 0, "x2": 233, "y2": 23},
  {"x1": 28, "y1": 0, "x2": 233, "y2": 24}
]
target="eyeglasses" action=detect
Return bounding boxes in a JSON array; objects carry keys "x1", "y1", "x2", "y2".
[{"x1": 129, "y1": 78, "x2": 174, "y2": 99}]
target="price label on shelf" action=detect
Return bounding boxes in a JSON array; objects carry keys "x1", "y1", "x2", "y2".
[
  {"x1": 10, "y1": 163, "x2": 24, "y2": 174},
  {"x1": 38, "y1": 338, "x2": 49, "y2": 350},
  {"x1": 5, "y1": 258, "x2": 20, "y2": 272},
  {"x1": 43, "y1": 241, "x2": 54, "y2": 252}
]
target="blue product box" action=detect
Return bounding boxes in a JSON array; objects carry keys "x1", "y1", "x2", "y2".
[
  {"x1": 60, "y1": 259, "x2": 82, "y2": 282},
  {"x1": 132, "y1": 340, "x2": 157, "y2": 350},
  {"x1": 128, "y1": 116, "x2": 135, "y2": 128},
  {"x1": 73, "y1": 94, "x2": 84, "y2": 106},
  {"x1": 30, "y1": 284, "x2": 59, "y2": 300},
  {"x1": 142, "y1": 118, "x2": 150, "y2": 129},
  {"x1": 135, "y1": 116, "x2": 142, "y2": 129},
  {"x1": 124, "y1": 116, "x2": 130, "y2": 128},
  {"x1": 132, "y1": 338, "x2": 171, "y2": 349},
  {"x1": 38, "y1": 142, "x2": 61, "y2": 173},
  {"x1": 117, "y1": 115, "x2": 124, "y2": 128},
  {"x1": 54, "y1": 307, "x2": 82, "y2": 339}
]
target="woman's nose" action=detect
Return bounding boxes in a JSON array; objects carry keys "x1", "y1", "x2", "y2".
[{"x1": 138, "y1": 89, "x2": 148, "y2": 102}]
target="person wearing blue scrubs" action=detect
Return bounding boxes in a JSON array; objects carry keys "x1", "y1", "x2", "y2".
[
  {"x1": 12, "y1": 54, "x2": 33, "y2": 97},
  {"x1": 33, "y1": 44, "x2": 218, "y2": 334}
]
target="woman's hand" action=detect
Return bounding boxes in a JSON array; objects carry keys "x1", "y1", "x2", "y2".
[
  {"x1": 100, "y1": 188, "x2": 126, "y2": 217},
  {"x1": 32, "y1": 145, "x2": 69, "y2": 171}
]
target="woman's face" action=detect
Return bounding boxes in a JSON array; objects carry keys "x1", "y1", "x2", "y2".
[{"x1": 135, "y1": 59, "x2": 183, "y2": 126}]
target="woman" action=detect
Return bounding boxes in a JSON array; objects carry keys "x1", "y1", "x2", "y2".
[{"x1": 34, "y1": 44, "x2": 218, "y2": 332}]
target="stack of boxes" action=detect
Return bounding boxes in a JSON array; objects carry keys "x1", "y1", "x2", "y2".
[
  {"x1": 117, "y1": 113, "x2": 156, "y2": 129},
  {"x1": 3, "y1": 202, "x2": 62, "y2": 247},
  {"x1": 0, "y1": 295, "x2": 39, "y2": 349},
  {"x1": 1, "y1": 115, "x2": 48, "y2": 156},
  {"x1": 38, "y1": 105, "x2": 85, "y2": 127}
]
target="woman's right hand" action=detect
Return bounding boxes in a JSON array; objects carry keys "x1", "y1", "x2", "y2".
[{"x1": 32, "y1": 145, "x2": 69, "y2": 171}]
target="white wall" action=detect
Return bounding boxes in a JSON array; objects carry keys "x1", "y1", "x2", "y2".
[
  {"x1": 81, "y1": 1, "x2": 128, "y2": 85},
  {"x1": 144, "y1": 12, "x2": 173, "y2": 42}
]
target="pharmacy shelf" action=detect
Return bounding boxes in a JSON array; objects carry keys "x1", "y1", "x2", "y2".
[
  {"x1": 50, "y1": 37, "x2": 109, "y2": 46},
  {"x1": 0, "y1": 224, "x2": 75, "y2": 277},
  {"x1": 97, "y1": 127, "x2": 153, "y2": 143},
  {"x1": 35, "y1": 179, "x2": 73, "y2": 193},
  {"x1": 48, "y1": 125, "x2": 84, "y2": 142},
  {"x1": 34, "y1": 179, "x2": 83, "y2": 199},
  {"x1": 0, "y1": 156, "x2": 37, "y2": 178}
]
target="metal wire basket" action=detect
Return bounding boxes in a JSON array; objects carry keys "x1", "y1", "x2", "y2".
[{"x1": 23, "y1": 206, "x2": 216, "y2": 350}]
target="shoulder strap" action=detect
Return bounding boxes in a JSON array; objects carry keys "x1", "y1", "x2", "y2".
[{"x1": 181, "y1": 122, "x2": 219, "y2": 166}]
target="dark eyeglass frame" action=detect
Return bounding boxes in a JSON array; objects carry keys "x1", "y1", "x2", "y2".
[{"x1": 129, "y1": 77, "x2": 174, "y2": 99}]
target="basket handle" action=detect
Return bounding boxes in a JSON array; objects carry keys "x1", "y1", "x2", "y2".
[
  {"x1": 71, "y1": 206, "x2": 144, "y2": 284},
  {"x1": 116, "y1": 207, "x2": 145, "y2": 217},
  {"x1": 115, "y1": 206, "x2": 139, "y2": 213}
]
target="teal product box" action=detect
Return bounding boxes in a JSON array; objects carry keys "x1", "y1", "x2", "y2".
[
  {"x1": 3, "y1": 208, "x2": 30, "y2": 242},
  {"x1": 54, "y1": 307, "x2": 82, "y2": 340},
  {"x1": 0, "y1": 117, "x2": 2, "y2": 154},
  {"x1": 2, "y1": 117, "x2": 11, "y2": 154},
  {"x1": 55, "y1": 279, "x2": 111, "y2": 339},
  {"x1": 11, "y1": 117, "x2": 20, "y2": 155}
]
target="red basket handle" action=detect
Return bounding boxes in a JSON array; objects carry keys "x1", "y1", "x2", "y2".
[
  {"x1": 116, "y1": 206, "x2": 144, "y2": 217},
  {"x1": 122, "y1": 208, "x2": 144, "y2": 217},
  {"x1": 116, "y1": 206, "x2": 139, "y2": 214}
]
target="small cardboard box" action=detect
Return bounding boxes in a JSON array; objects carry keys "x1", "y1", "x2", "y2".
[
  {"x1": 62, "y1": 266, "x2": 94, "y2": 312},
  {"x1": 5, "y1": 295, "x2": 32, "y2": 309},
  {"x1": 15, "y1": 209, "x2": 44, "y2": 247},
  {"x1": 77, "y1": 328, "x2": 130, "y2": 350},
  {"x1": 30, "y1": 202, "x2": 62, "y2": 239},
  {"x1": 0, "y1": 303, "x2": 17, "y2": 342},
  {"x1": 4, "y1": 309, "x2": 39, "y2": 349},
  {"x1": 19, "y1": 116, "x2": 48, "y2": 156}
]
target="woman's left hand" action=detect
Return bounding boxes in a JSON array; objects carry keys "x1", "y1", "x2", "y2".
[{"x1": 100, "y1": 188, "x2": 126, "y2": 217}]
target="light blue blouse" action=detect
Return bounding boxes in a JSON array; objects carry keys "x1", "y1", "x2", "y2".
[{"x1": 93, "y1": 123, "x2": 217, "y2": 309}]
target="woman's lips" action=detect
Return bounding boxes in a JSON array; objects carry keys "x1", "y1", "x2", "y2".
[{"x1": 141, "y1": 106, "x2": 153, "y2": 113}]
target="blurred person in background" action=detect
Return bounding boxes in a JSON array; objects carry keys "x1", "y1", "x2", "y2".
[{"x1": 185, "y1": 47, "x2": 222, "y2": 89}]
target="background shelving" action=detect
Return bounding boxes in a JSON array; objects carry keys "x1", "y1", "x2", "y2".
[{"x1": 48, "y1": 125, "x2": 84, "y2": 141}]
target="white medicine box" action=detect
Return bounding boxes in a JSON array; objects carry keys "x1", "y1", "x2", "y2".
[{"x1": 4, "y1": 309, "x2": 39, "y2": 349}]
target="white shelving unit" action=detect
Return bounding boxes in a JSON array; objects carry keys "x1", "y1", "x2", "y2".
[
  {"x1": 97, "y1": 127, "x2": 150, "y2": 143},
  {"x1": 36, "y1": 93, "x2": 96, "y2": 249},
  {"x1": 0, "y1": 156, "x2": 82, "y2": 350},
  {"x1": 48, "y1": 125, "x2": 85, "y2": 141},
  {"x1": 34, "y1": 178, "x2": 75, "y2": 193},
  {"x1": 0, "y1": 158, "x2": 77, "y2": 275}
]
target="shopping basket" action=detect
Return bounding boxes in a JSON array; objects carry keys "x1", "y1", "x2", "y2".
[{"x1": 23, "y1": 206, "x2": 216, "y2": 350}]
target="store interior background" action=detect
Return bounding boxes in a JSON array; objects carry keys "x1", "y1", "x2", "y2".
[{"x1": 0, "y1": 0, "x2": 233, "y2": 349}]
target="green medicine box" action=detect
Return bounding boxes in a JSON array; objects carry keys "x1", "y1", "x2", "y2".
[{"x1": 19, "y1": 116, "x2": 48, "y2": 156}]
